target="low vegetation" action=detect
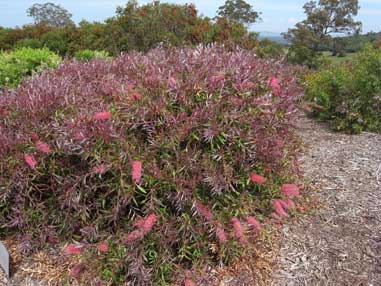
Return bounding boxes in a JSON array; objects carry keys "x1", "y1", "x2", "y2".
[
  {"x1": 74, "y1": 49, "x2": 111, "y2": 61},
  {"x1": 306, "y1": 44, "x2": 381, "y2": 133},
  {"x1": 0, "y1": 46, "x2": 303, "y2": 285},
  {"x1": 0, "y1": 47, "x2": 61, "y2": 88}
]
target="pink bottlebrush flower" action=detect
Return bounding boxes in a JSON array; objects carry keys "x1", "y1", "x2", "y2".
[
  {"x1": 24, "y1": 155, "x2": 37, "y2": 170},
  {"x1": 195, "y1": 201, "x2": 213, "y2": 221},
  {"x1": 124, "y1": 230, "x2": 144, "y2": 243},
  {"x1": 250, "y1": 173, "x2": 266, "y2": 184},
  {"x1": 269, "y1": 76, "x2": 281, "y2": 90},
  {"x1": 131, "y1": 161, "x2": 142, "y2": 184},
  {"x1": 281, "y1": 184, "x2": 300, "y2": 198},
  {"x1": 279, "y1": 199, "x2": 295, "y2": 210},
  {"x1": 140, "y1": 213, "x2": 158, "y2": 234},
  {"x1": 97, "y1": 241, "x2": 109, "y2": 253},
  {"x1": 35, "y1": 141, "x2": 51, "y2": 153},
  {"x1": 246, "y1": 216, "x2": 262, "y2": 232},
  {"x1": 63, "y1": 243, "x2": 84, "y2": 255},
  {"x1": 31, "y1": 133, "x2": 39, "y2": 141},
  {"x1": 216, "y1": 226, "x2": 227, "y2": 243},
  {"x1": 93, "y1": 111, "x2": 112, "y2": 121},
  {"x1": 272, "y1": 200, "x2": 290, "y2": 218},
  {"x1": 70, "y1": 263, "x2": 85, "y2": 278},
  {"x1": 130, "y1": 93, "x2": 143, "y2": 100},
  {"x1": 184, "y1": 278, "x2": 196, "y2": 286},
  {"x1": 133, "y1": 217, "x2": 146, "y2": 229},
  {"x1": 93, "y1": 164, "x2": 106, "y2": 174},
  {"x1": 231, "y1": 217, "x2": 248, "y2": 244},
  {"x1": 313, "y1": 197, "x2": 319, "y2": 204}
]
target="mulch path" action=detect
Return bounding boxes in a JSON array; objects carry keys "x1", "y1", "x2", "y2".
[{"x1": 271, "y1": 114, "x2": 381, "y2": 286}]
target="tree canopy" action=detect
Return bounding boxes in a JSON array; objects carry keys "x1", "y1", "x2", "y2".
[
  {"x1": 27, "y1": 2, "x2": 74, "y2": 27},
  {"x1": 217, "y1": 0, "x2": 260, "y2": 26},
  {"x1": 284, "y1": 0, "x2": 361, "y2": 66}
]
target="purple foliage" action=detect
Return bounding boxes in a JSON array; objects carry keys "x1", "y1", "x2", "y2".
[{"x1": 0, "y1": 45, "x2": 303, "y2": 285}]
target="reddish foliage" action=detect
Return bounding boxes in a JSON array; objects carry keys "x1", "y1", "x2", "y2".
[
  {"x1": 70, "y1": 263, "x2": 85, "y2": 278},
  {"x1": 195, "y1": 201, "x2": 213, "y2": 221},
  {"x1": 0, "y1": 46, "x2": 303, "y2": 282}
]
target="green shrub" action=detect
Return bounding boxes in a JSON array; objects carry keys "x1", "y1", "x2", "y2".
[
  {"x1": 14, "y1": 38, "x2": 42, "y2": 49},
  {"x1": 257, "y1": 39, "x2": 285, "y2": 59},
  {"x1": 306, "y1": 44, "x2": 381, "y2": 133},
  {"x1": 0, "y1": 47, "x2": 61, "y2": 88},
  {"x1": 41, "y1": 30, "x2": 70, "y2": 55},
  {"x1": 74, "y1": 49, "x2": 111, "y2": 61}
]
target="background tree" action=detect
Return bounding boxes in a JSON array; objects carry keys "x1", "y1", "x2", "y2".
[
  {"x1": 284, "y1": 0, "x2": 361, "y2": 67},
  {"x1": 27, "y1": 2, "x2": 74, "y2": 27},
  {"x1": 217, "y1": 0, "x2": 260, "y2": 26}
]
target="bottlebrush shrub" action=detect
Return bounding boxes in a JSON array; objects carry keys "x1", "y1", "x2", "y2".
[{"x1": 0, "y1": 45, "x2": 303, "y2": 285}]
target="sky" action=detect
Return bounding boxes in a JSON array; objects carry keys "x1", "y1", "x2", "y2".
[{"x1": 0, "y1": 0, "x2": 380, "y2": 34}]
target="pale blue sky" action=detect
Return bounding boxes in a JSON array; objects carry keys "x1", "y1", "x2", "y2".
[{"x1": 0, "y1": 0, "x2": 380, "y2": 33}]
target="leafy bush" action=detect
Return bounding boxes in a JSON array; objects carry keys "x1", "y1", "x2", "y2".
[
  {"x1": 14, "y1": 38, "x2": 43, "y2": 49},
  {"x1": 306, "y1": 44, "x2": 381, "y2": 133},
  {"x1": 0, "y1": 46, "x2": 302, "y2": 285},
  {"x1": 0, "y1": 47, "x2": 61, "y2": 88},
  {"x1": 257, "y1": 39, "x2": 286, "y2": 59},
  {"x1": 41, "y1": 29, "x2": 70, "y2": 55},
  {"x1": 286, "y1": 42, "x2": 327, "y2": 68},
  {"x1": 74, "y1": 49, "x2": 111, "y2": 61}
]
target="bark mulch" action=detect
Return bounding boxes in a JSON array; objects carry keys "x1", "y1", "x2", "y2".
[{"x1": 271, "y1": 114, "x2": 381, "y2": 286}]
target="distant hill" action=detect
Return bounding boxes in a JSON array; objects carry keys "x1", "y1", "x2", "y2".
[{"x1": 258, "y1": 32, "x2": 289, "y2": 44}]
